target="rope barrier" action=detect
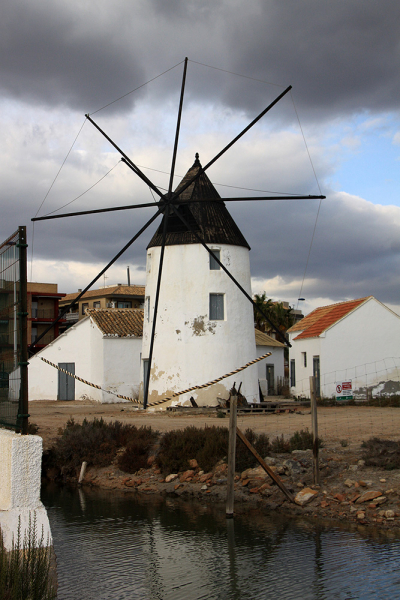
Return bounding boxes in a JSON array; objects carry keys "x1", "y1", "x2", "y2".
[{"x1": 40, "y1": 351, "x2": 272, "y2": 407}]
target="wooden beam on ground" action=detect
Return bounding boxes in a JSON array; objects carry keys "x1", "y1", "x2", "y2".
[{"x1": 236, "y1": 427, "x2": 295, "y2": 504}]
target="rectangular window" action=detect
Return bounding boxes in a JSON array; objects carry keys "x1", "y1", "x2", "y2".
[
  {"x1": 209, "y1": 293, "x2": 224, "y2": 320},
  {"x1": 209, "y1": 249, "x2": 221, "y2": 270},
  {"x1": 145, "y1": 296, "x2": 150, "y2": 322},
  {"x1": 290, "y1": 359, "x2": 296, "y2": 387},
  {"x1": 81, "y1": 302, "x2": 89, "y2": 315},
  {"x1": 302, "y1": 352, "x2": 307, "y2": 367},
  {"x1": 93, "y1": 301, "x2": 101, "y2": 308},
  {"x1": 117, "y1": 301, "x2": 132, "y2": 308},
  {"x1": 146, "y1": 252, "x2": 152, "y2": 273}
]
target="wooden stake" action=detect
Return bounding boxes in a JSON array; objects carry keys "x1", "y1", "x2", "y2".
[
  {"x1": 310, "y1": 376, "x2": 320, "y2": 485},
  {"x1": 236, "y1": 427, "x2": 295, "y2": 503},
  {"x1": 78, "y1": 461, "x2": 87, "y2": 485},
  {"x1": 226, "y1": 394, "x2": 237, "y2": 518}
]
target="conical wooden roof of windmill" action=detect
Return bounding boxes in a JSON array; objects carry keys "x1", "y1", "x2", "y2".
[{"x1": 147, "y1": 153, "x2": 250, "y2": 249}]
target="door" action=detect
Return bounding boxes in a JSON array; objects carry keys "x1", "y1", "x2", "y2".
[
  {"x1": 58, "y1": 363, "x2": 75, "y2": 400},
  {"x1": 313, "y1": 356, "x2": 320, "y2": 397},
  {"x1": 266, "y1": 364, "x2": 275, "y2": 395}
]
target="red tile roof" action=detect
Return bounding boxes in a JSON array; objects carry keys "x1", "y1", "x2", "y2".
[
  {"x1": 86, "y1": 308, "x2": 144, "y2": 337},
  {"x1": 61, "y1": 285, "x2": 145, "y2": 304},
  {"x1": 289, "y1": 297, "x2": 372, "y2": 340}
]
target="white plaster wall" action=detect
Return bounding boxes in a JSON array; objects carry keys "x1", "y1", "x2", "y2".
[
  {"x1": 29, "y1": 318, "x2": 103, "y2": 401},
  {"x1": 321, "y1": 298, "x2": 400, "y2": 397},
  {"x1": 288, "y1": 334, "x2": 321, "y2": 397},
  {"x1": 142, "y1": 243, "x2": 258, "y2": 407},
  {"x1": 256, "y1": 345, "x2": 285, "y2": 393},
  {"x1": 0, "y1": 430, "x2": 52, "y2": 550},
  {"x1": 101, "y1": 336, "x2": 142, "y2": 402},
  {"x1": 289, "y1": 298, "x2": 400, "y2": 398}
]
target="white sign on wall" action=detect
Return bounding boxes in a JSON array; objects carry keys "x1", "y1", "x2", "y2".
[{"x1": 336, "y1": 380, "x2": 353, "y2": 401}]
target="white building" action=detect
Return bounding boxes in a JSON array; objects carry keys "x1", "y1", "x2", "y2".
[
  {"x1": 288, "y1": 296, "x2": 400, "y2": 399},
  {"x1": 29, "y1": 309, "x2": 143, "y2": 402},
  {"x1": 141, "y1": 154, "x2": 259, "y2": 407},
  {"x1": 255, "y1": 329, "x2": 285, "y2": 397}
]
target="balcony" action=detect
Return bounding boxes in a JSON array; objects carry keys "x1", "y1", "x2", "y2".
[
  {"x1": 65, "y1": 312, "x2": 79, "y2": 323},
  {"x1": 31, "y1": 308, "x2": 56, "y2": 319}
]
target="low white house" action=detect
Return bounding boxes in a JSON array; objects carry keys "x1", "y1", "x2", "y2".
[
  {"x1": 288, "y1": 296, "x2": 400, "y2": 399},
  {"x1": 255, "y1": 329, "x2": 285, "y2": 397},
  {"x1": 29, "y1": 309, "x2": 143, "y2": 402}
]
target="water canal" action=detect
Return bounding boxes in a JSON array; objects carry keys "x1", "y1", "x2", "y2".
[{"x1": 42, "y1": 484, "x2": 400, "y2": 600}]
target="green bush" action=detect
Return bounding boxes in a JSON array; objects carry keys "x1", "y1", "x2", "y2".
[
  {"x1": 49, "y1": 418, "x2": 159, "y2": 475},
  {"x1": 0, "y1": 514, "x2": 56, "y2": 600},
  {"x1": 156, "y1": 426, "x2": 270, "y2": 474}
]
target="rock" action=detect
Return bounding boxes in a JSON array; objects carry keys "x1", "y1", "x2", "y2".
[
  {"x1": 189, "y1": 459, "x2": 198, "y2": 469},
  {"x1": 165, "y1": 473, "x2": 179, "y2": 483},
  {"x1": 357, "y1": 512, "x2": 365, "y2": 520},
  {"x1": 356, "y1": 490, "x2": 382, "y2": 504},
  {"x1": 297, "y1": 482, "x2": 304, "y2": 488},
  {"x1": 264, "y1": 457, "x2": 277, "y2": 465},
  {"x1": 385, "y1": 510, "x2": 395, "y2": 519},
  {"x1": 283, "y1": 459, "x2": 302, "y2": 476},
  {"x1": 374, "y1": 496, "x2": 387, "y2": 506},
  {"x1": 334, "y1": 493, "x2": 346, "y2": 502},
  {"x1": 291, "y1": 449, "x2": 312, "y2": 456},
  {"x1": 201, "y1": 485, "x2": 208, "y2": 491},
  {"x1": 294, "y1": 487, "x2": 319, "y2": 506},
  {"x1": 349, "y1": 465, "x2": 358, "y2": 471},
  {"x1": 242, "y1": 479, "x2": 250, "y2": 487},
  {"x1": 358, "y1": 480, "x2": 367, "y2": 487},
  {"x1": 199, "y1": 473, "x2": 213, "y2": 483},
  {"x1": 385, "y1": 489, "x2": 395, "y2": 495},
  {"x1": 380, "y1": 478, "x2": 386, "y2": 483},
  {"x1": 358, "y1": 459, "x2": 365, "y2": 467},
  {"x1": 180, "y1": 470, "x2": 194, "y2": 483},
  {"x1": 344, "y1": 479, "x2": 355, "y2": 488},
  {"x1": 320, "y1": 500, "x2": 329, "y2": 508},
  {"x1": 249, "y1": 487, "x2": 259, "y2": 494}
]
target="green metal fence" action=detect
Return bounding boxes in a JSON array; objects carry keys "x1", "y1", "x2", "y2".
[{"x1": 0, "y1": 226, "x2": 28, "y2": 433}]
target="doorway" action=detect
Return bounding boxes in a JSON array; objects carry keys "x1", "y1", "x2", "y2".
[
  {"x1": 58, "y1": 363, "x2": 75, "y2": 401},
  {"x1": 266, "y1": 364, "x2": 275, "y2": 396}
]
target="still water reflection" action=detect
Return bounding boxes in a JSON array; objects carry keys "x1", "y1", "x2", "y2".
[{"x1": 42, "y1": 485, "x2": 400, "y2": 600}]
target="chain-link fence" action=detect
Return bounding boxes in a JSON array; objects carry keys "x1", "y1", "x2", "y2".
[{"x1": 0, "y1": 226, "x2": 28, "y2": 433}]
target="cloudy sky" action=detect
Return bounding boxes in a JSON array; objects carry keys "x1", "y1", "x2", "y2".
[{"x1": 1, "y1": 0, "x2": 399, "y2": 317}]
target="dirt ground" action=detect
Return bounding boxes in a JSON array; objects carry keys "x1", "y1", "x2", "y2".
[{"x1": 29, "y1": 399, "x2": 400, "y2": 450}]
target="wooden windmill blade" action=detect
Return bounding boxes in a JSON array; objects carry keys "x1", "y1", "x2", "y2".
[{"x1": 31, "y1": 58, "x2": 321, "y2": 407}]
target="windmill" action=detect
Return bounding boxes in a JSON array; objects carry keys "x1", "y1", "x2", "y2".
[{"x1": 32, "y1": 58, "x2": 325, "y2": 408}]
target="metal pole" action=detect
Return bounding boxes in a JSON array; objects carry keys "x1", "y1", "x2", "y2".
[
  {"x1": 18, "y1": 226, "x2": 28, "y2": 435},
  {"x1": 226, "y1": 391, "x2": 238, "y2": 518},
  {"x1": 310, "y1": 375, "x2": 320, "y2": 485}
]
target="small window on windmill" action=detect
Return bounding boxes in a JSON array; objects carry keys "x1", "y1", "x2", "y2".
[
  {"x1": 146, "y1": 252, "x2": 152, "y2": 273},
  {"x1": 209, "y1": 293, "x2": 224, "y2": 320},
  {"x1": 145, "y1": 296, "x2": 150, "y2": 322},
  {"x1": 209, "y1": 249, "x2": 221, "y2": 270},
  {"x1": 302, "y1": 352, "x2": 307, "y2": 367}
]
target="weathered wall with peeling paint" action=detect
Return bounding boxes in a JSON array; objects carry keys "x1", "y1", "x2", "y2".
[
  {"x1": 141, "y1": 243, "x2": 258, "y2": 407},
  {"x1": 289, "y1": 297, "x2": 400, "y2": 398}
]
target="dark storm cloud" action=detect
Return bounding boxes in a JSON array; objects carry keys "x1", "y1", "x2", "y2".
[{"x1": 1, "y1": 0, "x2": 400, "y2": 118}]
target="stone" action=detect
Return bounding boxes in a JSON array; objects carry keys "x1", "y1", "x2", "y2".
[
  {"x1": 349, "y1": 465, "x2": 358, "y2": 472},
  {"x1": 180, "y1": 470, "x2": 194, "y2": 483},
  {"x1": 165, "y1": 473, "x2": 179, "y2": 483},
  {"x1": 283, "y1": 459, "x2": 302, "y2": 476},
  {"x1": 358, "y1": 459, "x2": 365, "y2": 467},
  {"x1": 242, "y1": 479, "x2": 250, "y2": 487},
  {"x1": 380, "y1": 478, "x2": 386, "y2": 483},
  {"x1": 320, "y1": 500, "x2": 329, "y2": 508},
  {"x1": 357, "y1": 512, "x2": 365, "y2": 520},
  {"x1": 344, "y1": 479, "x2": 355, "y2": 488},
  {"x1": 249, "y1": 487, "x2": 259, "y2": 494},
  {"x1": 334, "y1": 493, "x2": 346, "y2": 502},
  {"x1": 189, "y1": 459, "x2": 198, "y2": 469},
  {"x1": 264, "y1": 457, "x2": 277, "y2": 465},
  {"x1": 297, "y1": 482, "x2": 304, "y2": 488},
  {"x1": 385, "y1": 510, "x2": 395, "y2": 519},
  {"x1": 199, "y1": 473, "x2": 213, "y2": 483},
  {"x1": 294, "y1": 487, "x2": 319, "y2": 506},
  {"x1": 358, "y1": 480, "x2": 367, "y2": 487},
  {"x1": 374, "y1": 496, "x2": 387, "y2": 506},
  {"x1": 356, "y1": 490, "x2": 382, "y2": 504},
  {"x1": 201, "y1": 485, "x2": 208, "y2": 491}
]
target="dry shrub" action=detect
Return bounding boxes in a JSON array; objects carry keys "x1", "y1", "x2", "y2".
[
  {"x1": 50, "y1": 418, "x2": 158, "y2": 474},
  {"x1": 156, "y1": 426, "x2": 270, "y2": 474},
  {"x1": 117, "y1": 427, "x2": 158, "y2": 473},
  {"x1": 361, "y1": 437, "x2": 400, "y2": 470}
]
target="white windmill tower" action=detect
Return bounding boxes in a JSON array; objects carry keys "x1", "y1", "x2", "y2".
[{"x1": 141, "y1": 153, "x2": 258, "y2": 407}]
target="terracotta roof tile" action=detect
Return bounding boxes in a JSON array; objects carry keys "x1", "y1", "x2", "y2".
[
  {"x1": 255, "y1": 329, "x2": 285, "y2": 348},
  {"x1": 86, "y1": 308, "x2": 144, "y2": 337},
  {"x1": 61, "y1": 285, "x2": 145, "y2": 304},
  {"x1": 291, "y1": 297, "x2": 372, "y2": 340}
]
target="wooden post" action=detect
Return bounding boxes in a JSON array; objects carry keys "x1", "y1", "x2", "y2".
[
  {"x1": 78, "y1": 461, "x2": 87, "y2": 485},
  {"x1": 226, "y1": 393, "x2": 237, "y2": 518},
  {"x1": 310, "y1": 375, "x2": 320, "y2": 485}
]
